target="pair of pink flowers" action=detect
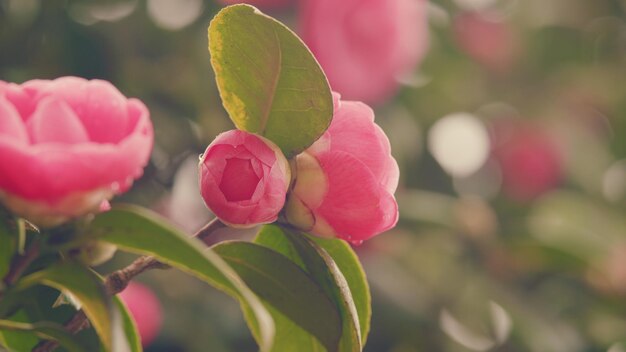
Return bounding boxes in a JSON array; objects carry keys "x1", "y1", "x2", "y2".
[
  {"x1": 200, "y1": 93, "x2": 399, "y2": 243},
  {"x1": 0, "y1": 78, "x2": 398, "y2": 243}
]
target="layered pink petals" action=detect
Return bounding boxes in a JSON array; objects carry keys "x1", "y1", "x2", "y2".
[
  {"x1": 287, "y1": 93, "x2": 399, "y2": 243},
  {"x1": 0, "y1": 77, "x2": 153, "y2": 226},
  {"x1": 199, "y1": 130, "x2": 290, "y2": 227},
  {"x1": 300, "y1": 0, "x2": 429, "y2": 104}
]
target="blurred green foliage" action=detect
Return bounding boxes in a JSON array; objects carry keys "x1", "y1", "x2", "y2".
[{"x1": 1, "y1": 0, "x2": 626, "y2": 351}]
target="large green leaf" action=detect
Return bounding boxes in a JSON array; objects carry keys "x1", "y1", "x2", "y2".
[
  {"x1": 213, "y1": 241, "x2": 342, "y2": 351},
  {"x1": 88, "y1": 205, "x2": 274, "y2": 351},
  {"x1": 15, "y1": 261, "x2": 126, "y2": 352},
  {"x1": 0, "y1": 318, "x2": 86, "y2": 352},
  {"x1": 208, "y1": 4, "x2": 333, "y2": 157},
  {"x1": 308, "y1": 236, "x2": 371, "y2": 344},
  {"x1": 256, "y1": 225, "x2": 371, "y2": 351}
]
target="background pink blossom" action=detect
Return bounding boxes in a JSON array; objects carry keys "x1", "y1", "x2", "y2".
[{"x1": 300, "y1": 0, "x2": 429, "y2": 104}]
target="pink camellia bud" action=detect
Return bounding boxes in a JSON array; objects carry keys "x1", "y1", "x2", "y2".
[
  {"x1": 118, "y1": 282, "x2": 163, "y2": 347},
  {"x1": 0, "y1": 77, "x2": 153, "y2": 226},
  {"x1": 199, "y1": 130, "x2": 290, "y2": 227},
  {"x1": 218, "y1": 0, "x2": 295, "y2": 9},
  {"x1": 491, "y1": 120, "x2": 562, "y2": 201},
  {"x1": 453, "y1": 11, "x2": 519, "y2": 72},
  {"x1": 286, "y1": 93, "x2": 399, "y2": 244},
  {"x1": 300, "y1": 0, "x2": 429, "y2": 105}
]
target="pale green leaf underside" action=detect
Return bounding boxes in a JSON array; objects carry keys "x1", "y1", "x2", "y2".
[{"x1": 208, "y1": 4, "x2": 333, "y2": 157}]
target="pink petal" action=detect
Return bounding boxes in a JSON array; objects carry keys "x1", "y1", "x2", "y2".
[
  {"x1": 1, "y1": 82, "x2": 40, "y2": 122},
  {"x1": 26, "y1": 97, "x2": 90, "y2": 144},
  {"x1": 0, "y1": 114, "x2": 152, "y2": 202},
  {"x1": 314, "y1": 151, "x2": 398, "y2": 241},
  {"x1": 0, "y1": 97, "x2": 29, "y2": 144},
  {"x1": 219, "y1": 158, "x2": 261, "y2": 202},
  {"x1": 22, "y1": 77, "x2": 130, "y2": 143},
  {"x1": 318, "y1": 99, "x2": 397, "y2": 192}
]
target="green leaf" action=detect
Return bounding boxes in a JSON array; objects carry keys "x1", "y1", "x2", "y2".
[
  {"x1": 113, "y1": 296, "x2": 141, "y2": 352},
  {"x1": 208, "y1": 4, "x2": 333, "y2": 157},
  {"x1": 0, "y1": 213, "x2": 15, "y2": 280},
  {"x1": 15, "y1": 261, "x2": 126, "y2": 352},
  {"x1": 0, "y1": 310, "x2": 39, "y2": 352},
  {"x1": 0, "y1": 318, "x2": 86, "y2": 352},
  {"x1": 213, "y1": 241, "x2": 342, "y2": 351},
  {"x1": 88, "y1": 205, "x2": 274, "y2": 351},
  {"x1": 308, "y1": 236, "x2": 371, "y2": 344},
  {"x1": 256, "y1": 225, "x2": 371, "y2": 351}
]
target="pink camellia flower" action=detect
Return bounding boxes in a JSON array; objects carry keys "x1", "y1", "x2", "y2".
[
  {"x1": 118, "y1": 282, "x2": 163, "y2": 347},
  {"x1": 300, "y1": 0, "x2": 429, "y2": 104},
  {"x1": 218, "y1": 0, "x2": 295, "y2": 9},
  {"x1": 453, "y1": 11, "x2": 519, "y2": 72},
  {"x1": 199, "y1": 130, "x2": 290, "y2": 227},
  {"x1": 491, "y1": 120, "x2": 562, "y2": 201},
  {"x1": 286, "y1": 93, "x2": 399, "y2": 244},
  {"x1": 0, "y1": 77, "x2": 153, "y2": 226}
]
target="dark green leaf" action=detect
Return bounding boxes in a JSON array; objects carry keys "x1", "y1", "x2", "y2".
[
  {"x1": 208, "y1": 4, "x2": 333, "y2": 157},
  {"x1": 15, "y1": 261, "x2": 127, "y2": 352},
  {"x1": 256, "y1": 225, "x2": 371, "y2": 351},
  {"x1": 89, "y1": 205, "x2": 274, "y2": 351},
  {"x1": 0, "y1": 318, "x2": 86, "y2": 352},
  {"x1": 213, "y1": 241, "x2": 342, "y2": 351}
]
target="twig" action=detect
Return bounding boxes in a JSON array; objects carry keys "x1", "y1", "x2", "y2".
[
  {"x1": 3, "y1": 240, "x2": 40, "y2": 287},
  {"x1": 34, "y1": 217, "x2": 225, "y2": 352}
]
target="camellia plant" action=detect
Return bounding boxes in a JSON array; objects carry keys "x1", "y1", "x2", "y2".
[{"x1": 0, "y1": 5, "x2": 398, "y2": 352}]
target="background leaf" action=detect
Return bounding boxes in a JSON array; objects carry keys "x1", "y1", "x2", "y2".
[
  {"x1": 0, "y1": 310, "x2": 40, "y2": 352},
  {"x1": 212, "y1": 241, "x2": 342, "y2": 351},
  {"x1": 88, "y1": 205, "x2": 274, "y2": 351},
  {"x1": 15, "y1": 261, "x2": 126, "y2": 352},
  {"x1": 0, "y1": 318, "x2": 86, "y2": 352},
  {"x1": 255, "y1": 225, "x2": 371, "y2": 351},
  {"x1": 208, "y1": 4, "x2": 333, "y2": 157}
]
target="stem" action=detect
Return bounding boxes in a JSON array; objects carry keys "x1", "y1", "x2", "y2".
[
  {"x1": 2, "y1": 240, "x2": 40, "y2": 287},
  {"x1": 35, "y1": 217, "x2": 225, "y2": 352},
  {"x1": 195, "y1": 217, "x2": 227, "y2": 245}
]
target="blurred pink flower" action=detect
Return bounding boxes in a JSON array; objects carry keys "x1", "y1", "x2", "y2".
[
  {"x1": 300, "y1": 0, "x2": 429, "y2": 104},
  {"x1": 199, "y1": 130, "x2": 290, "y2": 227},
  {"x1": 453, "y1": 11, "x2": 519, "y2": 72},
  {"x1": 0, "y1": 77, "x2": 153, "y2": 226},
  {"x1": 286, "y1": 93, "x2": 399, "y2": 244},
  {"x1": 118, "y1": 282, "x2": 163, "y2": 347},
  {"x1": 218, "y1": 0, "x2": 295, "y2": 10},
  {"x1": 491, "y1": 120, "x2": 562, "y2": 201}
]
